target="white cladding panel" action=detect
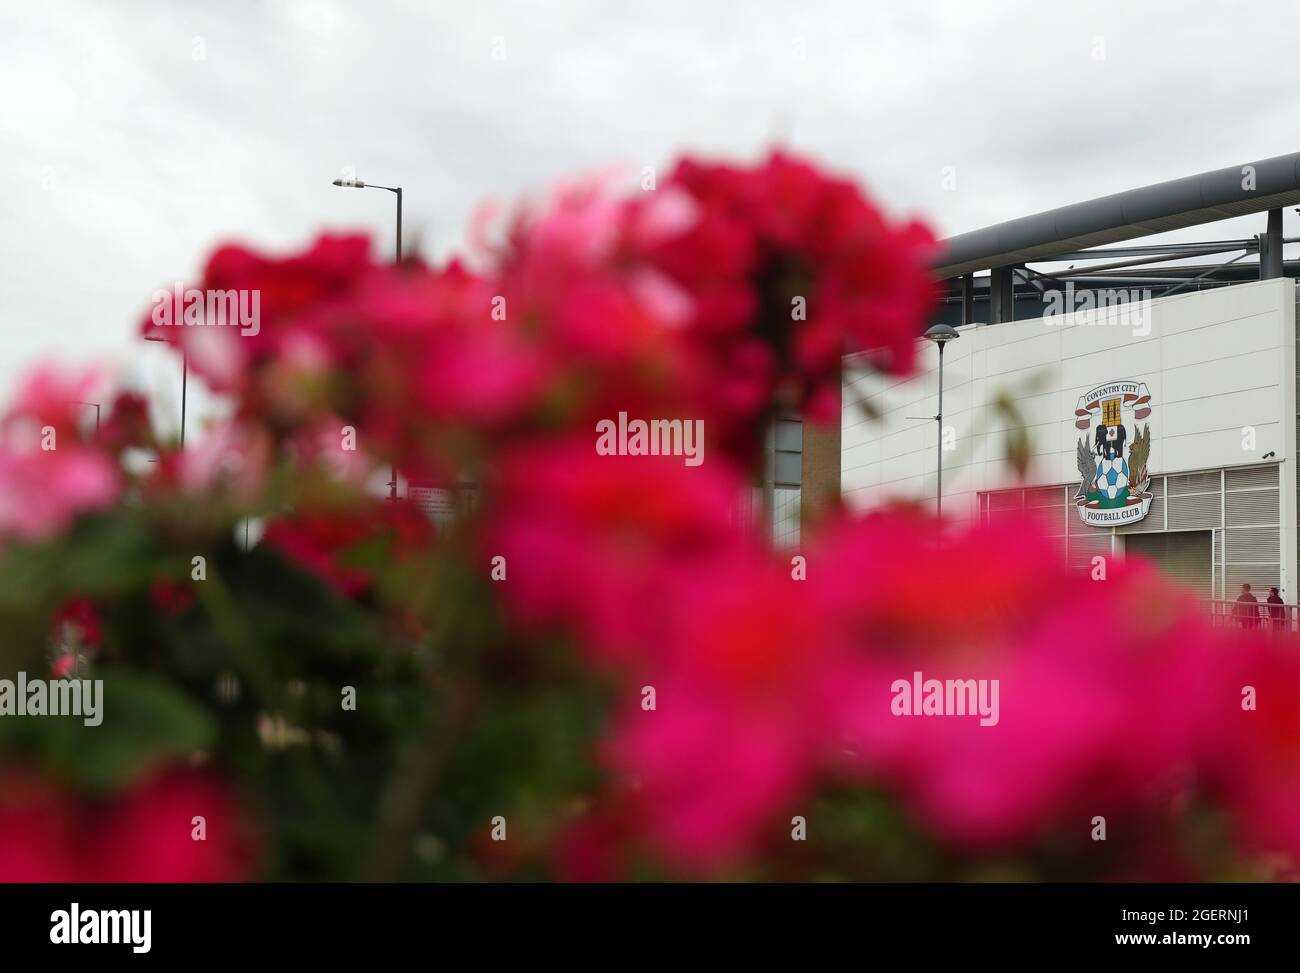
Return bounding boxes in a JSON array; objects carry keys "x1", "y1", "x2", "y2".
[{"x1": 843, "y1": 278, "x2": 1298, "y2": 524}]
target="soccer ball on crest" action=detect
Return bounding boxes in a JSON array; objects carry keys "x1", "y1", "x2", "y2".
[{"x1": 1095, "y1": 456, "x2": 1130, "y2": 501}]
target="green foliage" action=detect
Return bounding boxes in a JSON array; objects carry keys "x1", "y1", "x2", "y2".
[{"x1": 0, "y1": 669, "x2": 213, "y2": 791}]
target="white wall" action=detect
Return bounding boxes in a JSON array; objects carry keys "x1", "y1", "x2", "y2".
[{"x1": 842, "y1": 278, "x2": 1298, "y2": 525}]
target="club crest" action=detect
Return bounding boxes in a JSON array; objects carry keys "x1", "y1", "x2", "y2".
[{"x1": 1073, "y1": 381, "x2": 1154, "y2": 526}]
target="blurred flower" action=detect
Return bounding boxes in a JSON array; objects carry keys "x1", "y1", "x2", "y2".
[
  {"x1": 601, "y1": 548, "x2": 855, "y2": 870},
  {"x1": 0, "y1": 768, "x2": 258, "y2": 882},
  {"x1": 639, "y1": 151, "x2": 938, "y2": 450},
  {"x1": 7, "y1": 363, "x2": 108, "y2": 435},
  {"x1": 162, "y1": 417, "x2": 271, "y2": 502},
  {"x1": 809, "y1": 511, "x2": 1229, "y2": 849},
  {"x1": 52, "y1": 596, "x2": 102, "y2": 647},
  {"x1": 3, "y1": 149, "x2": 1283, "y2": 886},
  {"x1": 482, "y1": 441, "x2": 747, "y2": 663},
  {"x1": 0, "y1": 364, "x2": 120, "y2": 541},
  {"x1": 149, "y1": 578, "x2": 197, "y2": 616},
  {"x1": 141, "y1": 234, "x2": 377, "y2": 395},
  {"x1": 1209, "y1": 640, "x2": 1300, "y2": 870},
  {"x1": 0, "y1": 446, "x2": 118, "y2": 541},
  {"x1": 263, "y1": 499, "x2": 435, "y2": 598}
]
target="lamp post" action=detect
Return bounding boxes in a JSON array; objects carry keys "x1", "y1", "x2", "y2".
[
  {"x1": 142, "y1": 333, "x2": 187, "y2": 447},
  {"x1": 923, "y1": 323, "x2": 960, "y2": 519},
  {"x1": 332, "y1": 175, "x2": 403, "y2": 501}
]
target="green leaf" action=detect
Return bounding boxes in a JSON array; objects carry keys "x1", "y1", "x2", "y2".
[{"x1": 0, "y1": 669, "x2": 215, "y2": 792}]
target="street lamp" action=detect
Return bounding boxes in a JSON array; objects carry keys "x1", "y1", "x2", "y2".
[
  {"x1": 332, "y1": 175, "x2": 403, "y2": 501},
  {"x1": 142, "y1": 332, "x2": 188, "y2": 447},
  {"x1": 923, "y1": 323, "x2": 960, "y2": 519}
]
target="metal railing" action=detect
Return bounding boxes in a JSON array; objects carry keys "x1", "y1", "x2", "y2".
[{"x1": 1207, "y1": 598, "x2": 1297, "y2": 632}]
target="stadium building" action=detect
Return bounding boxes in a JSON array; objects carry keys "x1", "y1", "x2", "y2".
[{"x1": 839, "y1": 152, "x2": 1300, "y2": 611}]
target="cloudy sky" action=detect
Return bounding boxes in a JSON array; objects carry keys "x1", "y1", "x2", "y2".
[{"x1": 2, "y1": 0, "x2": 1298, "y2": 433}]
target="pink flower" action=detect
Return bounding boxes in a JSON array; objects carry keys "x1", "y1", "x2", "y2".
[
  {"x1": 8, "y1": 363, "x2": 107, "y2": 428},
  {"x1": 807, "y1": 511, "x2": 1228, "y2": 849},
  {"x1": 482, "y1": 440, "x2": 747, "y2": 664},
  {"x1": 600, "y1": 548, "x2": 865, "y2": 871},
  {"x1": 1209, "y1": 640, "x2": 1300, "y2": 870},
  {"x1": 591, "y1": 506, "x2": 1245, "y2": 872},
  {"x1": 165, "y1": 418, "x2": 271, "y2": 501},
  {"x1": 49, "y1": 655, "x2": 77, "y2": 679},
  {"x1": 0, "y1": 445, "x2": 118, "y2": 541}
]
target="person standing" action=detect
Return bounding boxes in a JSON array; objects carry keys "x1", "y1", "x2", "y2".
[
  {"x1": 1235, "y1": 583, "x2": 1260, "y2": 630},
  {"x1": 1266, "y1": 586, "x2": 1286, "y2": 633}
]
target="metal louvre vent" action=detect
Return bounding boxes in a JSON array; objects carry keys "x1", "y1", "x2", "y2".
[
  {"x1": 1167, "y1": 492, "x2": 1223, "y2": 529},
  {"x1": 988, "y1": 508, "x2": 1022, "y2": 530},
  {"x1": 1225, "y1": 489, "x2": 1279, "y2": 526},
  {"x1": 1225, "y1": 465, "x2": 1279, "y2": 491},
  {"x1": 1067, "y1": 534, "x2": 1110, "y2": 569},
  {"x1": 1024, "y1": 486, "x2": 1065, "y2": 508},
  {"x1": 1023, "y1": 505, "x2": 1065, "y2": 537},
  {"x1": 1117, "y1": 477, "x2": 1163, "y2": 534},
  {"x1": 1126, "y1": 531, "x2": 1213, "y2": 600},
  {"x1": 1168, "y1": 471, "x2": 1222, "y2": 495},
  {"x1": 1067, "y1": 506, "x2": 1096, "y2": 535},
  {"x1": 1039, "y1": 517, "x2": 1067, "y2": 538},
  {"x1": 989, "y1": 490, "x2": 1022, "y2": 512},
  {"x1": 1225, "y1": 525, "x2": 1281, "y2": 562},
  {"x1": 1227, "y1": 565, "x2": 1280, "y2": 591},
  {"x1": 980, "y1": 485, "x2": 1070, "y2": 533},
  {"x1": 1117, "y1": 497, "x2": 1165, "y2": 533}
]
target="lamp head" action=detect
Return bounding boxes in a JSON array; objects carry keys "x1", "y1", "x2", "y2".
[
  {"x1": 923, "y1": 323, "x2": 960, "y2": 347},
  {"x1": 332, "y1": 178, "x2": 366, "y2": 188}
]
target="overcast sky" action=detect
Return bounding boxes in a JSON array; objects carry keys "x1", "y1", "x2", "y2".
[{"x1": 3, "y1": 0, "x2": 1299, "y2": 434}]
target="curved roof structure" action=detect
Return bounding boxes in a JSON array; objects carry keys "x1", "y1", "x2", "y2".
[{"x1": 934, "y1": 152, "x2": 1300, "y2": 279}]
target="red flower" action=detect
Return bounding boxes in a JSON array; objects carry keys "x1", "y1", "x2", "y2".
[
  {"x1": 141, "y1": 234, "x2": 377, "y2": 394},
  {"x1": 52, "y1": 597, "x2": 102, "y2": 647},
  {"x1": 263, "y1": 500, "x2": 435, "y2": 597},
  {"x1": 96, "y1": 769, "x2": 259, "y2": 882},
  {"x1": 483, "y1": 440, "x2": 747, "y2": 663},
  {"x1": 150, "y1": 579, "x2": 196, "y2": 616},
  {"x1": 632, "y1": 151, "x2": 939, "y2": 459},
  {"x1": 0, "y1": 768, "x2": 258, "y2": 883}
]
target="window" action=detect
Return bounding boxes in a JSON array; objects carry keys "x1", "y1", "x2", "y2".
[{"x1": 770, "y1": 417, "x2": 803, "y2": 547}]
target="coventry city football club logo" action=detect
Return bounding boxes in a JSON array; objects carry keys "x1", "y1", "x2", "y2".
[{"x1": 1074, "y1": 380, "x2": 1154, "y2": 527}]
